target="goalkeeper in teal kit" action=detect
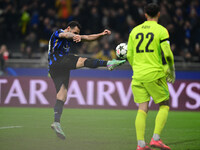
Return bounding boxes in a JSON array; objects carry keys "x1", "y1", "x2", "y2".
[{"x1": 127, "y1": 3, "x2": 175, "y2": 150}]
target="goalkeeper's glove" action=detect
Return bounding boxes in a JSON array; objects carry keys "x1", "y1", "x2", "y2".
[{"x1": 166, "y1": 65, "x2": 175, "y2": 83}]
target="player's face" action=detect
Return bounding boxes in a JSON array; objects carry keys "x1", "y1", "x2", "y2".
[{"x1": 69, "y1": 26, "x2": 80, "y2": 35}]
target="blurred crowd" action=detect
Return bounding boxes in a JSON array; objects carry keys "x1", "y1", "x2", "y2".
[
  {"x1": 0, "y1": 0, "x2": 200, "y2": 63},
  {"x1": 0, "y1": 44, "x2": 9, "y2": 75}
]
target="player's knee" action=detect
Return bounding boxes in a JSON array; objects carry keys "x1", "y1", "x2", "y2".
[
  {"x1": 139, "y1": 107, "x2": 149, "y2": 113},
  {"x1": 56, "y1": 94, "x2": 67, "y2": 102},
  {"x1": 138, "y1": 102, "x2": 149, "y2": 113},
  {"x1": 56, "y1": 86, "x2": 68, "y2": 101},
  {"x1": 159, "y1": 100, "x2": 169, "y2": 107},
  {"x1": 76, "y1": 57, "x2": 87, "y2": 68}
]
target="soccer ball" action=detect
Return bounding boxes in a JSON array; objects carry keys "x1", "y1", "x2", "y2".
[{"x1": 116, "y1": 43, "x2": 127, "y2": 59}]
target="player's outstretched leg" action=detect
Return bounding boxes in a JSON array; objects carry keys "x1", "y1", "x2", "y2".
[
  {"x1": 82, "y1": 58, "x2": 126, "y2": 70},
  {"x1": 51, "y1": 122, "x2": 66, "y2": 140},
  {"x1": 107, "y1": 59, "x2": 126, "y2": 70}
]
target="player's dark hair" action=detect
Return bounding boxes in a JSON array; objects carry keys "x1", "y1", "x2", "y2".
[
  {"x1": 67, "y1": 21, "x2": 81, "y2": 30},
  {"x1": 144, "y1": 3, "x2": 160, "y2": 17}
]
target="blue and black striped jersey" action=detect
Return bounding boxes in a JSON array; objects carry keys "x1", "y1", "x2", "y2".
[{"x1": 48, "y1": 29, "x2": 71, "y2": 66}]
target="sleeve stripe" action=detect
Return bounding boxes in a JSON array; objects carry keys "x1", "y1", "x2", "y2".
[{"x1": 160, "y1": 38, "x2": 169, "y2": 43}]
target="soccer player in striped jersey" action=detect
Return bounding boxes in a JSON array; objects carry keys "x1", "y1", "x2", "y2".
[
  {"x1": 127, "y1": 3, "x2": 175, "y2": 150},
  {"x1": 49, "y1": 21, "x2": 125, "y2": 139}
]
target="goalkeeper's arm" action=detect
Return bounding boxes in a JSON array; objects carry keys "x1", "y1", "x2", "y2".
[
  {"x1": 161, "y1": 41, "x2": 175, "y2": 83},
  {"x1": 127, "y1": 34, "x2": 134, "y2": 66}
]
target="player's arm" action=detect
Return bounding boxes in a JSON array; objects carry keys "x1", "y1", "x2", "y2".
[
  {"x1": 161, "y1": 41, "x2": 174, "y2": 68},
  {"x1": 59, "y1": 31, "x2": 82, "y2": 43},
  {"x1": 127, "y1": 33, "x2": 134, "y2": 66},
  {"x1": 160, "y1": 32, "x2": 175, "y2": 83},
  {"x1": 79, "y1": 29, "x2": 111, "y2": 42},
  {"x1": 59, "y1": 32, "x2": 76, "y2": 39}
]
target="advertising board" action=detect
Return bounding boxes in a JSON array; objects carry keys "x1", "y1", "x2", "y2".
[{"x1": 0, "y1": 77, "x2": 199, "y2": 111}]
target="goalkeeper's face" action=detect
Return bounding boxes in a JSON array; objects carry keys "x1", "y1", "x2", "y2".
[{"x1": 67, "y1": 26, "x2": 80, "y2": 35}]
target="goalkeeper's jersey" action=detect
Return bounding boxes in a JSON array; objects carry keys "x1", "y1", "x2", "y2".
[{"x1": 127, "y1": 21, "x2": 170, "y2": 82}]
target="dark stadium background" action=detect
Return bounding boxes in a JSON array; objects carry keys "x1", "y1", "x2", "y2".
[
  {"x1": 0, "y1": 0, "x2": 200, "y2": 65},
  {"x1": 0, "y1": 0, "x2": 200, "y2": 150}
]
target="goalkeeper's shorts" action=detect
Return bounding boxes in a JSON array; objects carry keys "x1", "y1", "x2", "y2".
[
  {"x1": 49, "y1": 54, "x2": 79, "y2": 93},
  {"x1": 131, "y1": 76, "x2": 170, "y2": 104}
]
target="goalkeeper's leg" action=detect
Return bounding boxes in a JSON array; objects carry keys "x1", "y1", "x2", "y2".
[
  {"x1": 150, "y1": 100, "x2": 171, "y2": 150},
  {"x1": 135, "y1": 102, "x2": 152, "y2": 149}
]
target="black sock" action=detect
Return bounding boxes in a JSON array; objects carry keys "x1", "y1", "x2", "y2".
[
  {"x1": 54, "y1": 99, "x2": 64, "y2": 122},
  {"x1": 84, "y1": 58, "x2": 107, "y2": 68}
]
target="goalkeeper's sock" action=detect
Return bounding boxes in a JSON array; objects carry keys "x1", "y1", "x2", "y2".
[
  {"x1": 84, "y1": 58, "x2": 107, "y2": 68},
  {"x1": 153, "y1": 105, "x2": 170, "y2": 139},
  {"x1": 153, "y1": 133, "x2": 160, "y2": 141},
  {"x1": 135, "y1": 109, "x2": 147, "y2": 147},
  {"x1": 138, "y1": 140, "x2": 146, "y2": 148},
  {"x1": 54, "y1": 99, "x2": 64, "y2": 122}
]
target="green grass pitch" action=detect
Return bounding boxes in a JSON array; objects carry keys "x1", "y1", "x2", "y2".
[{"x1": 0, "y1": 107, "x2": 200, "y2": 150}]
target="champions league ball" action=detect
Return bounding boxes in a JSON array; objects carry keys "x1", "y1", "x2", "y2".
[{"x1": 116, "y1": 43, "x2": 127, "y2": 59}]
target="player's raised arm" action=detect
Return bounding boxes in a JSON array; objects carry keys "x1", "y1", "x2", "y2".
[
  {"x1": 59, "y1": 32, "x2": 77, "y2": 39},
  {"x1": 80, "y1": 29, "x2": 111, "y2": 42}
]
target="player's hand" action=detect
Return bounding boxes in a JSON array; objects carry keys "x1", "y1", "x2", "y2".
[
  {"x1": 73, "y1": 35, "x2": 81, "y2": 43},
  {"x1": 102, "y1": 29, "x2": 111, "y2": 35},
  {"x1": 166, "y1": 67, "x2": 175, "y2": 83}
]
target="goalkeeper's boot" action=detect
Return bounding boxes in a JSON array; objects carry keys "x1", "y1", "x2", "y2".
[
  {"x1": 150, "y1": 138, "x2": 171, "y2": 150},
  {"x1": 51, "y1": 122, "x2": 66, "y2": 140},
  {"x1": 107, "y1": 59, "x2": 126, "y2": 71},
  {"x1": 136, "y1": 145, "x2": 154, "y2": 150}
]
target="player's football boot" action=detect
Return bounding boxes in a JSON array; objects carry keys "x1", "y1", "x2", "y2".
[
  {"x1": 150, "y1": 138, "x2": 171, "y2": 150},
  {"x1": 136, "y1": 145, "x2": 154, "y2": 150},
  {"x1": 107, "y1": 59, "x2": 126, "y2": 70},
  {"x1": 51, "y1": 122, "x2": 66, "y2": 140}
]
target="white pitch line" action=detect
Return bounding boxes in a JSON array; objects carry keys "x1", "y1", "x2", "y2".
[{"x1": 0, "y1": 126, "x2": 23, "y2": 129}]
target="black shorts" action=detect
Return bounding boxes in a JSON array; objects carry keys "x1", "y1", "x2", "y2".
[{"x1": 49, "y1": 54, "x2": 79, "y2": 93}]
